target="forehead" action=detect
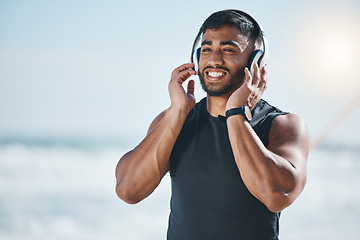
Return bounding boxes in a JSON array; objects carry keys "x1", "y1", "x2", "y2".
[{"x1": 202, "y1": 25, "x2": 249, "y2": 44}]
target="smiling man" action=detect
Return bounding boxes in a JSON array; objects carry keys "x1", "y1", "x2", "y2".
[{"x1": 115, "y1": 10, "x2": 310, "y2": 240}]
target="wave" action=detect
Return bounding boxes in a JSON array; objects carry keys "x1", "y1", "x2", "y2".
[{"x1": 0, "y1": 139, "x2": 359, "y2": 239}]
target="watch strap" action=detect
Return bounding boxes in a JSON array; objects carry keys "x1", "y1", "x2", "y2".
[{"x1": 225, "y1": 106, "x2": 251, "y2": 122}]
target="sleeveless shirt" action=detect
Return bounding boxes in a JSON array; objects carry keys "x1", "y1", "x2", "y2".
[{"x1": 167, "y1": 97, "x2": 287, "y2": 240}]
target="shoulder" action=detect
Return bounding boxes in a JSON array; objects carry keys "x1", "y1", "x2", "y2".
[
  {"x1": 251, "y1": 99, "x2": 287, "y2": 126},
  {"x1": 270, "y1": 114, "x2": 308, "y2": 141},
  {"x1": 268, "y1": 113, "x2": 310, "y2": 160}
]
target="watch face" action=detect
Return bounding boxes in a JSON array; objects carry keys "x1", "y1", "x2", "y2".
[{"x1": 244, "y1": 106, "x2": 252, "y2": 121}]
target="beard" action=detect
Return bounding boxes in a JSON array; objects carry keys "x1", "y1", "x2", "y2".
[{"x1": 198, "y1": 66, "x2": 245, "y2": 97}]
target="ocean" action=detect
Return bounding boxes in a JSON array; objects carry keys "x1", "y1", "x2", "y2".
[{"x1": 0, "y1": 140, "x2": 359, "y2": 239}]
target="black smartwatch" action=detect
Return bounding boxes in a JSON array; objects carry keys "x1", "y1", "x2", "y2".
[{"x1": 226, "y1": 106, "x2": 252, "y2": 122}]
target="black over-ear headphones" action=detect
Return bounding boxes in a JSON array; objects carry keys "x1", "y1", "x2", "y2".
[{"x1": 190, "y1": 10, "x2": 269, "y2": 74}]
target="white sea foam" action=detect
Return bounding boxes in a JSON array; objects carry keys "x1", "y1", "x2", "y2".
[
  {"x1": 0, "y1": 143, "x2": 359, "y2": 239},
  {"x1": 0, "y1": 143, "x2": 171, "y2": 240}
]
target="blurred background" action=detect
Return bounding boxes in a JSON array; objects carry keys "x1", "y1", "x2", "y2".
[{"x1": 0, "y1": 0, "x2": 359, "y2": 239}]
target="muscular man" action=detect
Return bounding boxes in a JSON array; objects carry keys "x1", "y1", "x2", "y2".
[{"x1": 115, "y1": 10, "x2": 310, "y2": 239}]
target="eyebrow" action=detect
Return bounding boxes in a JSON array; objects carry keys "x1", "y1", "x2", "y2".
[{"x1": 201, "y1": 40, "x2": 241, "y2": 48}]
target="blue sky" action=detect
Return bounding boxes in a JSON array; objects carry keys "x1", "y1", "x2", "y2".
[{"x1": 1, "y1": 0, "x2": 359, "y2": 147}]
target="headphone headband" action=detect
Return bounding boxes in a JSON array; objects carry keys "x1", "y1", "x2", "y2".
[{"x1": 190, "y1": 10, "x2": 269, "y2": 73}]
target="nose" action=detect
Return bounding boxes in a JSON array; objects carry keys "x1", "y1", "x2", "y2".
[{"x1": 207, "y1": 50, "x2": 224, "y2": 66}]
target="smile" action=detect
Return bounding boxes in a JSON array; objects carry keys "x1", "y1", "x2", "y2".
[
  {"x1": 205, "y1": 69, "x2": 227, "y2": 81},
  {"x1": 207, "y1": 72, "x2": 225, "y2": 77}
]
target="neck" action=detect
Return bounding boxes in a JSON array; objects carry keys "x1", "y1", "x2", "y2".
[{"x1": 206, "y1": 93, "x2": 231, "y2": 117}]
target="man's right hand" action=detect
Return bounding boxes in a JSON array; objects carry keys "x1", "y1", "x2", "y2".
[{"x1": 168, "y1": 63, "x2": 197, "y2": 114}]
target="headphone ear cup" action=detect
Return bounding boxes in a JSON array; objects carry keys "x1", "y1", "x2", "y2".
[
  {"x1": 191, "y1": 47, "x2": 201, "y2": 72},
  {"x1": 195, "y1": 47, "x2": 201, "y2": 71},
  {"x1": 196, "y1": 48, "x2": 201, "y2": 61},
  {"x1": 247, "y1": 50, "x2": 264, "y2": 74}
]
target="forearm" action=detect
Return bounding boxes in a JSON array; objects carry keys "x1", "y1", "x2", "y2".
[
  {"x1": 227, "y1": 115, "x2": 297, "y2": 212},
  {"x1": 115, "y1": 107, "x2": 189, "y2": 204}
]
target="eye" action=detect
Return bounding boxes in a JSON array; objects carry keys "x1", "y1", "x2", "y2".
[
  {"x1": 223, "y1": 48, "x2": 235, "y2": 53},
  {"x1": 201, "y1": 47, "x2": 211, "y2": 52}
]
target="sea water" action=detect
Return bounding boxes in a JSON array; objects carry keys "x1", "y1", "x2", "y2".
[{"x1": 0, "y1": 140, "x2": 359, "y2": 240}]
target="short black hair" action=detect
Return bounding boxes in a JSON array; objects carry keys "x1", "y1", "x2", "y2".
[{"x1": 199, "y1": 10, "x2": 261, "y2": 42}]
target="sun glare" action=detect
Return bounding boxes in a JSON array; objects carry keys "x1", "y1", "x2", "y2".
[{"x1": 293, "y1": 8, "x2": 360, "y2": 97}]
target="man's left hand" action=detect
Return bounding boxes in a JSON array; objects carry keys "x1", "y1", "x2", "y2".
[{"x1": 226, "y1": 63, "x2": 267, "y2": 110}]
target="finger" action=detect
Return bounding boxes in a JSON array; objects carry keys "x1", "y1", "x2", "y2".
[
  {"x1": 187, "y1": 80, "x2": 195, "y2": 96},
  {"x1": 175, "y1": 68, "x2": 196, "y2": 83},
  {"x1": 172, "y1": 63, "x2": 195, "y2": 76},
  {"x1": 252, "y1": 63, "x2": 260, "y2": 86},
  {"x1": 244, "y1": 67, "x2": 252, "y2": 86},
  {"x1": 258, "y1": 66, "x2": 268, "y2": 90}
]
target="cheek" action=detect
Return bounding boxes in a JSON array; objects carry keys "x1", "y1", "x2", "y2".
[
  {"x1": 198, "y1": 55, "x2": 207, "y2": 68},
  {"x1": 228, "y1": 59, "x2": 246, "y2": 73},
  {"x1": 197, "y1": 60, "x2": 208, "y2": 76},
  {"x1": 234, "y1": 67, "x2": 246, "y2": 79},
  {"x1": 228, "y1": 60, "x2": 247, "y2": 80}
]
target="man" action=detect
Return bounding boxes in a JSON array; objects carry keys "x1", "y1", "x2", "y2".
[{"x1": 115, "y1": 10, "x2": 310, "y2": 239}]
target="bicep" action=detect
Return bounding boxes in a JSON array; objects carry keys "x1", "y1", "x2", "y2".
[{"x1": 268, "y1": 114, "x2": 310, "y2": 173}]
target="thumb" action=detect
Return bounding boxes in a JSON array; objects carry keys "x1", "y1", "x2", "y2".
[{"x1": 187, "y1": 80, "x2": 195, "y2": 96}]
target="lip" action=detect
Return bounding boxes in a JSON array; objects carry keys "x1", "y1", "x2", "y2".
[{"x1": 205, "y1": 68, "x2": 227, "y2": 81}]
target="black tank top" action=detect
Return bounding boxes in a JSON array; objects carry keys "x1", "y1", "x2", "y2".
[{"x1": 168, "y1": 98, "x2": 287, "y2": 240}]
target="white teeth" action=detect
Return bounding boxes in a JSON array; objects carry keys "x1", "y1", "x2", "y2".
[{"x1": 208, "y1": 72, "x2": 225, "y2": 77}]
